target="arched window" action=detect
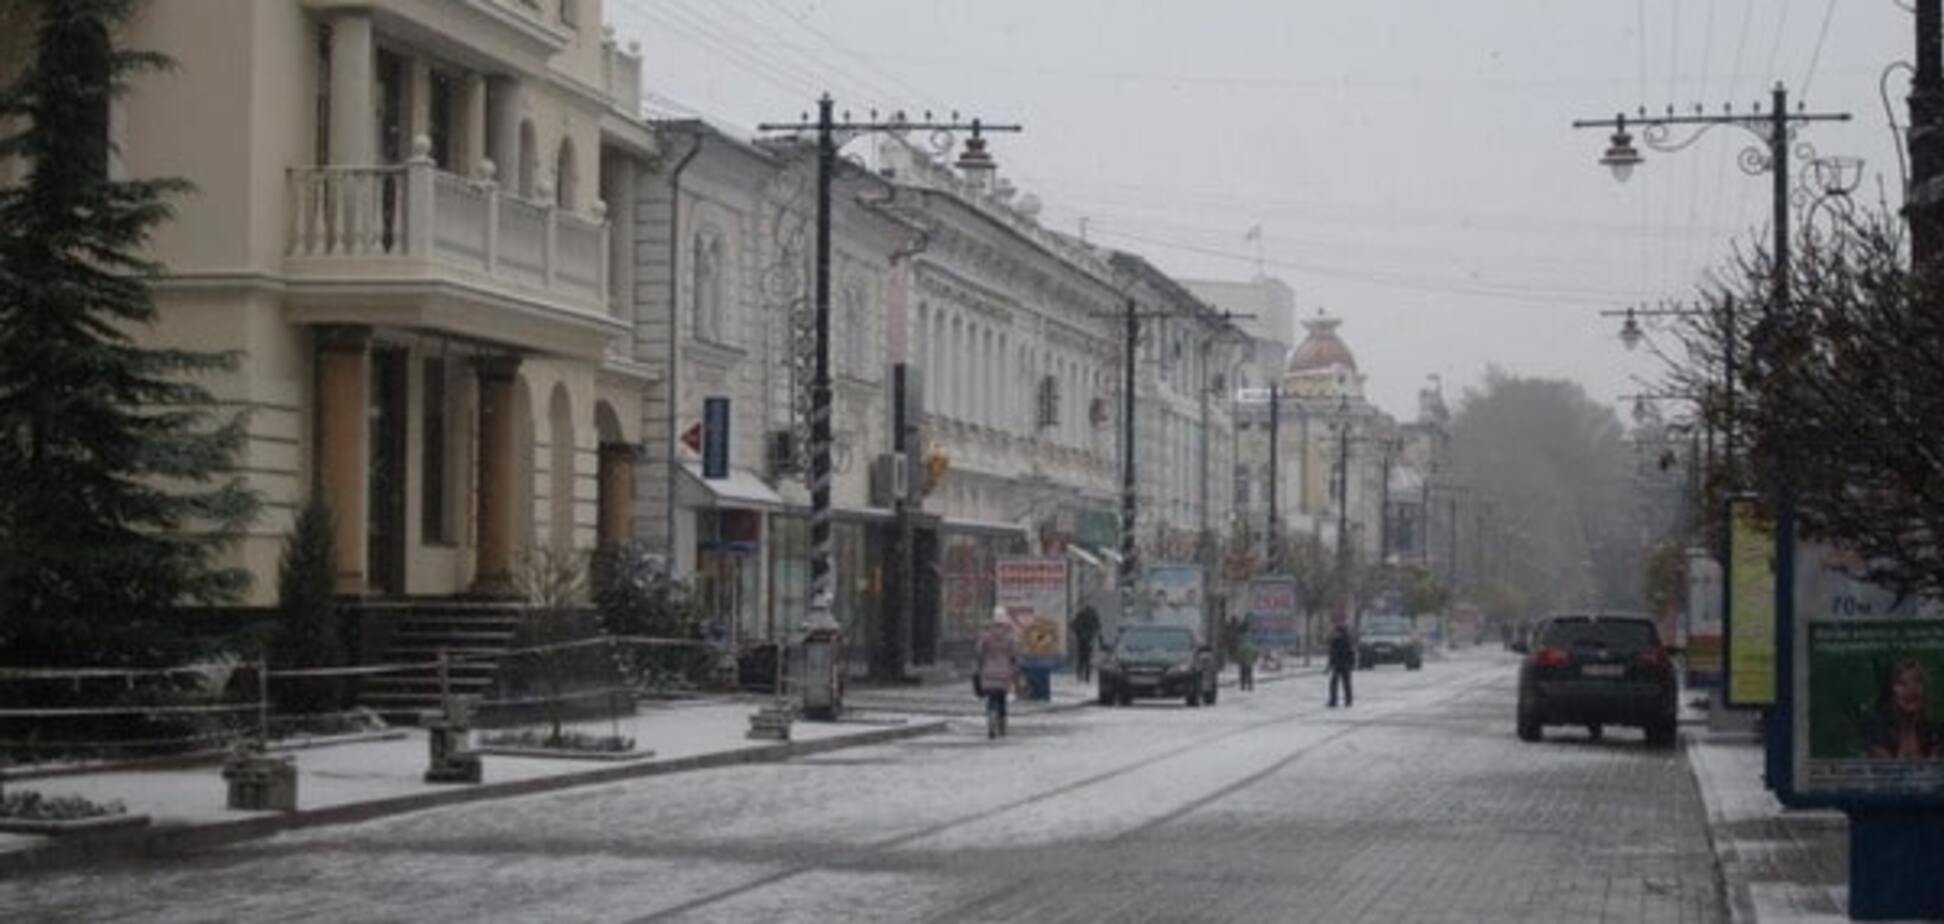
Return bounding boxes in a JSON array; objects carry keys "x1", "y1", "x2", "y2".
[
  {"x1": 917, "y1": 304, "x2": 931, "y2": 397},
  {"x1": 948, "y1": 317, "x2": 963, "y2": 419},
  {"x1": 517, "y1": 120, "x2": 537, "y2": 199},
  {"x1": 997, "y1": 333, "x2": 1009, "y2": 431},
  {"x1": 554, "y1": 136, "x2": 577, "y2": 210},
  {"x1": 842, "y1": 283, "x2": 867, "y2": 377},
  {"x1": 690, "y1": 227, "x2": 723, "y2": 342}
]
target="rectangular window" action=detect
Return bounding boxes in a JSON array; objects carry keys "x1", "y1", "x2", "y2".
[
  {"x1": 420, "y1": 356, "x2": 450, "y2": 544},
  {"x1": 314, "y1": 25, "x2": 331, "y2": 165},
  {"x1": 428, "y1": 71, "x2": 455, "y2": 169}
]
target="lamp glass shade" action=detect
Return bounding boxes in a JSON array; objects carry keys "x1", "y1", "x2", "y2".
[
  {"x1": 1600, "y1": 128, "x2": 1642, "y2": 184},
  {"x1": 1619, "y1": 316, "x2": 1644, "y2": 350}
]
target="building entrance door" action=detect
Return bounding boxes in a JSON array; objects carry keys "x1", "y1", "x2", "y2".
[{"x1": 366, "y1": 348, "x2": 407, "y2": 595}]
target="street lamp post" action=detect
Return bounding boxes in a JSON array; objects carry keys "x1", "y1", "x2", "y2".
[
  {"x1": 1576, "y1": 80, "x2": 1865, "y2": 902},
  {"x1": 755, "y1": 97, "x2": 1017, "y2": 727}
]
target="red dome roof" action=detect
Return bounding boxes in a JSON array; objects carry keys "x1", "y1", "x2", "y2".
[{"x1": 1287, "y1": 316, "x2": 1357, "y2": 374}]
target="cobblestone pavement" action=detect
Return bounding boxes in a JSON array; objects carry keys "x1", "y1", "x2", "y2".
[{"x1": 0, "y1": 651, "x2": 1721, "y2": 923}]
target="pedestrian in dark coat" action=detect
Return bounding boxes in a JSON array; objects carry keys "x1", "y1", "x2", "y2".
[
  {"x1": 1070, "y1": 603, "x2": 1101, "y2": 683},
  {"x1": 1327, "y1": 621, "x2": 1356, "y2": 708}
]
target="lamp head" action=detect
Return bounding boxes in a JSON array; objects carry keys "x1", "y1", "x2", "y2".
[
  {"x1": 1600, "y1": 122, "x2": 1643, "y2": 184},
  {"x1": 1619, "y1": 310, "x2": 1645, "y2": 351}
]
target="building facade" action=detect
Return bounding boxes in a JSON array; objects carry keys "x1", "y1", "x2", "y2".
[
  {"x1": 626, "y1": 122, "x2": 917, "y2": 669},
  {"x1": 876, "y1": 138, "x2": 1124, "y2": 665},
  {"x1": 12, "y1": 0, "x2": 659, "y2": 608}
]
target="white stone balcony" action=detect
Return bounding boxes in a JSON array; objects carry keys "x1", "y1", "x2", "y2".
[{"x1": 284, "y1": 143, "x2": 620, "y2": 359}]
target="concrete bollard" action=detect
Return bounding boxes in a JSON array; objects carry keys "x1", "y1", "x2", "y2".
[
  {"x1": 222, "y1": 743, "x2": 298, "y2": 812},
  {"x1": 422, "y1": 702, "x2": 482, "y2": 784}
]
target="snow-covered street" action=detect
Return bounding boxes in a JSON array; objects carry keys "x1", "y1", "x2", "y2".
[{"x1": 0, "y1": 650, "x2": 1721, "y2": 922}]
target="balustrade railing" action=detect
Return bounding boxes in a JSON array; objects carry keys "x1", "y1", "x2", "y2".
[{"x1": 286, "y1": 154, "x2": 608, "y2": 310}]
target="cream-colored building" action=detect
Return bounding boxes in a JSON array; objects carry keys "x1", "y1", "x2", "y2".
[
  {"x1": 1234, "y1": 314, "x2": 1399, "y2": 564},
  {"x1": 5, "y1": 0, "x2": 659, "y2": 606},
  {"x1": 875, "y1": 138, "x2": 1125, "y2": 663}
]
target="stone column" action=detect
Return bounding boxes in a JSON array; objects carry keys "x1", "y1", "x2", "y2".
[
  {"x1": 327, "y1": 12, "x2": 374, "y2": 165},
  {"x1": 472, "y1": 355, "x2": 523, "y2": 594},
  {"x1": 462, "y1": 73, "x2": 488, "y2": 177},
  {"x1": 315, "y1": 325, "x2": 371, "y2": 595},
  {"x1": 597, "y1": 443, "x2": 637, "y2": 547},
  {"x1": 407, "y1": 57, "x2": 432, "y2": 155}
]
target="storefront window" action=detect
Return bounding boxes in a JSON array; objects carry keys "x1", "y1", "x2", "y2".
[{"x1": 696, "y1": 510, "x2": 761, "y2": 645}]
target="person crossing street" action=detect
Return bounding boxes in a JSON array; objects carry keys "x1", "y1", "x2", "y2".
[
  {"x1": 1070, "y1": 602, "x2": 1101, "y2": 683},
  {"x1": 1327, "y1": 620, "x2": 1356, "y2": 708}
]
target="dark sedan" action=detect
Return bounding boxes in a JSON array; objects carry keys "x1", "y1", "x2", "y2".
[
  {"x1": 1357, "y1": 615, "x2": 1423, "y2": 670},
  {"x1": 1515, "y1": 613, "x2": 1677, "y2": 747},
  {"x1": 1097, "y1": 625, "x2": 1219, "y2": 708}
]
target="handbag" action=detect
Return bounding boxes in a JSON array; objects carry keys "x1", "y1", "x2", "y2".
[{"x1": 972, "y1": 673, "x2": 984, "y2": 696}]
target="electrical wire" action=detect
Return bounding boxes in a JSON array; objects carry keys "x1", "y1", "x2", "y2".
[{"x1": 1799, "y1": 0, "x2": 1839, "y2": 100}]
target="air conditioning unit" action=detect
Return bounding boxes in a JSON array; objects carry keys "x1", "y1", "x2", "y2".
[
  {"x1": 870, "y1": 452, "x2": 908, "y2": 506},
  {"x1": 768, "y1": 430, "x2": 800, "y2": 477}
]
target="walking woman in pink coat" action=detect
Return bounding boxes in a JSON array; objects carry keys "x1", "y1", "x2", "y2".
[{"x1": 976, "y1": 607, "x2": 1020, "y2": 739}]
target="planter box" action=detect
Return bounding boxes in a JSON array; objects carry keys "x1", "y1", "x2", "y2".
[
  {"x1": 0, "y1": 812, "x2": 151, "y2": 836},
  {"x1": 475, "y1": 746, "x2": 656, "y2": 762}
]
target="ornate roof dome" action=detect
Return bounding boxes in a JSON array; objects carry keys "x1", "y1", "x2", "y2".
[{"x1": 1286, "y1": 315, "x2": 1357, "y2": 374}]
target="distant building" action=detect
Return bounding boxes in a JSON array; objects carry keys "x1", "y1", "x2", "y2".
[{"x1": 1231, "y1": 313, "x2": 1429, "y2": 570}]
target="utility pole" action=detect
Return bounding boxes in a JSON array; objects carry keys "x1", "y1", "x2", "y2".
[
  {"x1": 1101, "y1": 260, "x2": 1250, "y2": 628},
  {"x1": 1119, "y1": 297, "x2": 1140, "y2": 625},
  {"x1": 1266, "y1": 384, "x2": 1280, "y2": 568},
  {"x1": 1910, "y1": 0, "x2": 1944, "y2": 262},
  {"x1": 1377, "y1": 439, "x2": 1394, "y2": 567},
  {"x1": 758, "y1": 97, "x2": 1017, "y2": 719}
]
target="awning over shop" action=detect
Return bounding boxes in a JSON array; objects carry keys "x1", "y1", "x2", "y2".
[
  {"x1": 941, "y1": 516, "x2": 1029, "y2": 536},
  {"x1": 1067, "y1": 543, "x2": 1102, "y2": 570},
  {"x1": 678, "y1": 462, "x2": 786, "y2": 512}
]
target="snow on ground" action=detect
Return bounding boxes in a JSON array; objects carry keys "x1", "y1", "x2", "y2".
[
  {"x1": 2, "y1": 650, "x2": 1609, "y2": 922},
  {"x1": 0, "y1": 702, "x2": 916, "y2": 836}
]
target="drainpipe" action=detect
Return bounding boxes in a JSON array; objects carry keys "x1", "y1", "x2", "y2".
[{"x1": 662, "y1": 129, "x2": 705, "y2": 562}]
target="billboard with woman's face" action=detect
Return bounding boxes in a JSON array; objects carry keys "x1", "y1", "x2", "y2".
[{"x1": 1794, "y1": 541, "x2": 1944, "y2": 800}]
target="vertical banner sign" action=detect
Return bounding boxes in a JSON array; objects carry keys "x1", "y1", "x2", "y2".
[
  {"x1": 1793, "y1": 539, "x2": 1944, "y2": 800},
  {"x1": 996, "y1": 558, "x2": 1068, "y2": 669},
  {"x1": 1728, "y1": 499, "x2": 1777, "y2": 706},
  {"x1": 702, "y1": 397, "x2": 730, "y2": 480},
  {"x1": 1685, "y1": 548, "x2": 1724, "y2": 688},
  {"x1": 1245, "y1": 577, "x2": 1300, "y2": 650}
]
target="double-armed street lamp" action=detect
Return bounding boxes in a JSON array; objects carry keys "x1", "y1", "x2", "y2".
[
  {"x1": 752, "y1": 97, "x2": 1017, "y2": 727},
  {"x1": 1574, "y1": 81, "x2": 1848, "y2": 789}
]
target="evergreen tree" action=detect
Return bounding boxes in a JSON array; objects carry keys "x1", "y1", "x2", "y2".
[
  {"x1": 0, "y1": 0, "x2": 257, "y2": 669},
  {"x1": 271, "y1": 501, "x2": 338, "y2": 713}
]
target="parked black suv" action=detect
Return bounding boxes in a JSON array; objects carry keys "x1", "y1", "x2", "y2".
[
  {"x1": 1098, "y1": 625, "x2": 1219, "y2": 707},
  {"x1": 1357, "y1": 615, "x2": 1423, "y2": 670},
  {"x1": 1515, "y1": 613, "x2": 1677, "y2": 747}
]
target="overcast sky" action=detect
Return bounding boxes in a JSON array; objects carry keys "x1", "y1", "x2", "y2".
[{"x1": 607, "y1": 0, "x2": 1910, "y2": 420}]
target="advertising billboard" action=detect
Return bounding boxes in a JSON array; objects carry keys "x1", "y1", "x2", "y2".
[
  {"x1": 1244, "y1": 576, "x2": 1300, "y2": 649},
  {"x1": 995, "y1": 557, "x2": 1068, "y2": 669},
  {"x1": 1727, "y1": 499, "x2": 1776, "y2": 707},
  {"x1": 1685, "y1": 548, "x2": 1724, "y2": 688},
  {"x1": 1143, "y1": 563, "x2": 1206, "y2": 636},
  {"x1": 1792, "y1": 540, "x2": 1944, "y2": 801}
]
